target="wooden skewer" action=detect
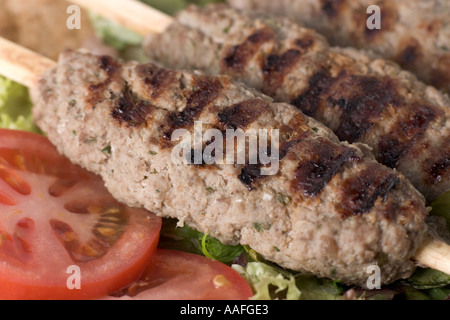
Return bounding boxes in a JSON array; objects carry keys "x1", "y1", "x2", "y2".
[
  {"x1": 0, "y1": 36, "x2": 449, "y2": 277},
  {"x1": 0, "y1": 37, "x2": 55, "y2": 88},
  {"x1": 69, "y1": 0, "x2": 173, "y2": 35},
  {"x1": 413, "y1": 235, "x2": 450, "y2": 275}
]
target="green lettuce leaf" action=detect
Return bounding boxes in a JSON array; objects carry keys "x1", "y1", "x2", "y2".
[
  {"x1": 88, "y1": 12, "x2": 144, "y2": 51},
  {"x1": 430, "y1": 190, "x2": 450, "y2": 231},
  {"x1": 140, "y1": 0, "x2": 189, "y2": 15},
  {"x1": 232, "y1": 262, "x2": 301, "y2": 300},
  {"x1": 140, "y1": 0, "x2": 225, "y2": 15},
  {"x1": 426, "y1": 287, "x2": 450, "y2": 300},
  {"x1": 407, "y1": 267, "x2": 450, "y2": 290},
  {"x1": 200, "y1": 232, "x2": 244, "y2": 265},
  {"x1": 295, "y1": 274, "x2": 346, "y2": 300},
  {"x1": 0, "y1": 76, "x2": 39, "y2": 133},
  {"x1": 158, "y1": 218, "x2": 243, "y2": 265}
]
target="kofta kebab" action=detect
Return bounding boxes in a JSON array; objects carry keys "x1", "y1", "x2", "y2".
[
  {"x1": 71, "y1": 0, "x2": 450, "y2": 204},
  {"x1": 227, "y1": 0, "x2": 450, "y2": 95},
  {"x1": 0, "y1": 1, "x2": 449, "y2": 287}
]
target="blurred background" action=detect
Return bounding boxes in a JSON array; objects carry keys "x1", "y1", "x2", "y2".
[{"x1": 0, "y1": 0, "x2": 223, "y2": 61}]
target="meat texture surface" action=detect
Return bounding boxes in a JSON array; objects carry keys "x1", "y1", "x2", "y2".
[
  {"x1": 228, "y1": 0, "x2": 450, "y2": 94},
  {"x1": 144, "y1": 4, "x2": 450, "y2": 203},
  {"x1": 32, "y1": 50, "x2": 429, "y2": 287}
]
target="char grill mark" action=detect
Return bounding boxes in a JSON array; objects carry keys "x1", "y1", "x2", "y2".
[
  {"x1": 292, "y1": 69, "x2": 440, "y2": 168},
  {"x1": 378, "y1": 105, "x2": 437, "y2": 168},
  {"x1": 99, "y1": 56, "x2": 117, "y2": 74},
  {"x1": 290, "y1": 68, "x2": 335, "y2": 117},
  {"x1": 238, "y1": 141, "x2": 279, "y2": 191},
  {"x1": 337, "y1": 163, "x2": 400, "y2": 218},
  {"x1": 263, "y1": 49, "x2": 302, "y2": 95},
  {"x1": 222, "y1": 27, "x2": 275, "y2": 72},
  {"x1": 87, "y1": 55, "x2": 120, "y2": 106},
  {"x1": 238, "y1": 164, "x2": 262, "y2": 190},
  {"x1": 330, "y1": 75, "x2": 400, "y2": 143},
  {"x1": 238, "y1": 113, "x2": 311, "y2": 191},
  {"x1": 137, "y1": 64, "x2": 177, "y2": 99},
  {"x1": 111, "y1": 89, "x2": 154, "y2": 127},
  {"x1": 398, "y1": 39, "x2": 422, "y2": 68},
  {"x1": 293, "y1": 70, "x2": 401, "y2": 143},
  {"x1": 279, "y1": 113, "x2": 311, "y2": 158},
  {"x1": 161, "y1": 77, "x2": 223, "y2": 146},
  {"x1": 188, "y1": 98, "x2": 269, "y2": 170},
  {"x1": 426, "y1": 151, "x2": 450, "y2": 185},
  {"x1": 290, "y1": 137, "x2": 359, "y2": 198},
  {"x1": 279, "y1": 138, "x2": 304, "y2": 159},
  {"x1": 295, "y1": 35, "x2": 315, "y2": 50},
  {"x1": 217, "y1": 98, "x2": 268, "y2": 130},
  {"x1": 218, "y1": 98, "x2": 270, "y2": 190}
]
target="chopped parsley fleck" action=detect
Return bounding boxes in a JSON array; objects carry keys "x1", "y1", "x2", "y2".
[
  {"x1": 206, "y1": 186, "x2": 215, "y2": 193},
  {"x1": 253, "y1": 222, "x2": 271, "y2": 232},
  {"x1": 149, "y1": 151, "x2": 158, "y2": 155},
  {"x1": 276, "y1": 193, "x2": 291, "y2": 206},
  {"x1": 101, "y1": 145, "x2": 112, "y2": 155},
  {"x1": 85, "y1": 137, "x2": 97, "y2": 144}
]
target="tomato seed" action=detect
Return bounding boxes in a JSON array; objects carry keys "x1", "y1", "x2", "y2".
[
  {"x1": 87, "y1": 205, "x2": 103, "y2": 214},
  {"x1": 212, "y1": 274, "x2": 231, "y2": 288},
  {"x1": 0, "y1": 165, "x2": 31, "y2": 196},
  {"x1": 51, "y1": 202, "x2": 128, "y2": 262},
  {"x1": 96, "y1": 227, "x2": 116, "y2": 237},
  {"x1": 0, "y1": 219, "x2": 34, "y2": 263},
  {"x1": 48, "y1": 179, "x2": 77, "y2": 197},
  {"x1": 82, "y1": 244, "x2": 101, "y2": 258},
  {"x1": 104, "y1": 207, "x2": 120, "y2": 214},
  {"x1": 14, "y1": 154, "x2": 26, "y2": 171}
]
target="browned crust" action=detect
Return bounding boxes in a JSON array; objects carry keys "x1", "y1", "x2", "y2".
[
  {"x1": 222, "y1": 27, "x2": 275, "y2": 72},
  {"x1": 336, "y1": 163, "x2": 400, "y2": 218},
  {"x1": 290, "y1": 137, "x2": 359, "y2": 198}
]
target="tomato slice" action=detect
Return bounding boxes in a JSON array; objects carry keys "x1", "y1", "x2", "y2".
[
  {"x1": 0, "y1": 129, "x2": 162, "y2": 300},
  {"x1": 106, "y1": 249, "x2": 253, "y2": 300}
]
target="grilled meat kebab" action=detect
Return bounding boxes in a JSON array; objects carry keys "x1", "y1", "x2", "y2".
[
  {"x1": 228, "y1": 0, "x2": 450, "y2": 94},
  {"x1": 32, "y1": 50, "x2": 429, "y2": 287},
  {"x1": 144, "y1": 4, "x2": 450, "y2": 203}
]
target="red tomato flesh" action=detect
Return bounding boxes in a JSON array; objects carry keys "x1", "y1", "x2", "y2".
[
  {"x1": 106, "y1": 249, "x2": 253, "y2": 300},
  {"x1": 0, "y1": 129, "x2": 162, "y2": 300}
]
